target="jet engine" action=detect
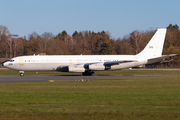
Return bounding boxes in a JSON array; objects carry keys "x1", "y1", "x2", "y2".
[{"x1": 68, "y1": 66, "x2": 85, "y2": 72}]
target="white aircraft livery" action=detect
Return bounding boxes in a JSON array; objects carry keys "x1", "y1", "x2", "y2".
[{"x1": 2, "y1": 29, "x2": 176, "y2": 76}]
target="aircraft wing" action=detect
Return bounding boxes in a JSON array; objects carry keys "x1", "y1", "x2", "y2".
[
  {"x1": 56, "y1": 60, "x2": 137, "y2": 72},
  {"x1": 81, "y1": 60, "x2": 137, "y2": 67},
  {"x1": 104, "y1": 60, "x2": 137, "y2": 66}
]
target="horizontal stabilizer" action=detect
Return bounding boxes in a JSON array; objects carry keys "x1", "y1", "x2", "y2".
[{"x1": 147, "y1": 54, "x2": 177, "y2": 64}]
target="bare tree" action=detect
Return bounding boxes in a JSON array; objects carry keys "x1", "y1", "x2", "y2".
[
  {"x1": 7, "y1": 35, "x2": 13, "y2": 58},
  {"x1": 28, "y1": 32, "x2": 39, "y2": 40},
  {"x1": 13, "y1": 37, "x2": 24, "y2": 57},
  {"x1": 41, "y1": 32, "x2": 54, "y2": 54},
  {"x1": 41, "y1": 32, "x2": 54, "y2": 39},
  {"x1": 130, "y1": 31, "x2": 143, "y2": 54},
  {"x1": 0, "y1": 26, "x2": 10, "y2": 58}
]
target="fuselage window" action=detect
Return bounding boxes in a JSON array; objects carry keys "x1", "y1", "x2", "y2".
[{"x1": 9, "y1": 60, "x2": 14, "y2": 62}]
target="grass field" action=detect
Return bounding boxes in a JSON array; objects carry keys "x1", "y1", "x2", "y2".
[{"x1": 0, "y1": 69, "x2": 180, "y2": 119}]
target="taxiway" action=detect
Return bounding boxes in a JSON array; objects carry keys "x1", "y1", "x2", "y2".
[{"x1": 0, "y1": 75, "x2": 180, "y2": 83}]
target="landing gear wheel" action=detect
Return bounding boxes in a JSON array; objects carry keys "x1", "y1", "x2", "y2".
[
  {"x1": 20, "y1": 73, "x2": 24, "y2": 76},
  {"x1": 91, "y1": 72, "x2": 95, "y2": 76},
  {"x1": 19, "y1": 71, "x2": 24, "y2": 77}
]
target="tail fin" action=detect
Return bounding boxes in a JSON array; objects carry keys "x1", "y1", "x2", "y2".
[{"x1": 136, "y1": 29, "x2": 167, "y2": 58}]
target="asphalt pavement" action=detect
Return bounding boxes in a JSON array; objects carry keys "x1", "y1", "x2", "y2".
[{"x1": 0, "y1": 75, "x2": 180, "y2": 83}]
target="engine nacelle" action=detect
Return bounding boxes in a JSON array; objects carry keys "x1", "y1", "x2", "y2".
[
  {"x1": 68, "y1": 66, "x2": 85, "y2": 72},
  {"x1": 89, "y1": 64, "x2": 111, "y2": 71}
]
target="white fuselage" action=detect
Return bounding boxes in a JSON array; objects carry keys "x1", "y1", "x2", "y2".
[{"x1": 3, "y1": 55, "x2": 147, "y2": 72}]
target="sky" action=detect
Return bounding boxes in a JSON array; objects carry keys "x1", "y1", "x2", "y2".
[{"x1": 0, "y1": 0, "x2": 180, "y2": 39}]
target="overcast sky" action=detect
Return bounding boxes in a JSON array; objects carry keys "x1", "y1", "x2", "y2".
[{"x1": 0, "y1": 0, "x2": 179, "y2": 39}]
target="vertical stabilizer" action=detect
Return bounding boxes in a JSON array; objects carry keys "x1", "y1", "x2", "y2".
[{"x1": 136, "y1": 29, "x2": 167, "y2": 58}]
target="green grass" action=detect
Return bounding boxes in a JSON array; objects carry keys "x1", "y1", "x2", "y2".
[
  {"x1": 0, "y1": 68, "x2": 180, "y2": 76},
  {"x1": 0, "y1": 76, "x2": 180, "y2": 119}
]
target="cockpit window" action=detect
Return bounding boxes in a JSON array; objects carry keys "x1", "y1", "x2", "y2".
[{"x1": 9, "y1": 60, "x2": 14, "y2": 62}]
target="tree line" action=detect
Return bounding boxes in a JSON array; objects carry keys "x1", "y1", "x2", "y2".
[{"x1": 0, "y1": 24, "x2": 180, "y2": 67}]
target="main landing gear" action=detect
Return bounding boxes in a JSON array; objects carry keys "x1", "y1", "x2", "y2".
[
  {"x1": 19, "y1": 71, "x2": 24, "y2": 76},
  {"x1": 82, "y1": 71, "x2": 95, "y2": 76}
]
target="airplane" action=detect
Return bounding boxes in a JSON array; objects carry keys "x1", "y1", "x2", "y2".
[{"x1": 2, "y1": 29, "x2": 176, "y2": 76}]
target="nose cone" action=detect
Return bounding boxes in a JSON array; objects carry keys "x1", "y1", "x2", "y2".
[{"x1": 2, "y1": 62, "x2": 7, "y2": 68}]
